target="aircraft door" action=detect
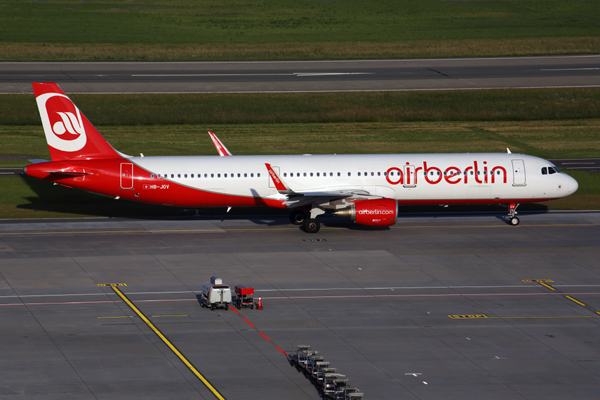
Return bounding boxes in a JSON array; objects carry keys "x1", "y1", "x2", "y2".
[
  {"x1": 511, "y1": 159, "x2": 526, "y2": 186},
  {"x1": 120, "y1": 163, "x2": 134, "y2": 189},
  {"x1": 403, "y1": 165, "x2": 416, "y2": 188},
  {"x1": 268, "y1": 166, "x2": 280, "y2": 188}
]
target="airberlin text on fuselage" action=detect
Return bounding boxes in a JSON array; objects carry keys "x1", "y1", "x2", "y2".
[{"x1": 386, "y1": 161, "x2": 507, "y2": 186}]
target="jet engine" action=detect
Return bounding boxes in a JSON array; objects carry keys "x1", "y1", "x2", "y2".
[{"x1": 333, "y1": 198, "x2": 398, "y2": 227}]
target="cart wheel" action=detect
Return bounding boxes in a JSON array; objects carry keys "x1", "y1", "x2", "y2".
[
  {"x1": 251, "y1": 304, "x2": 254, "y2": 309},
  {"x1": 225, "y1": 306, "x2": 229, "y2": 311}
]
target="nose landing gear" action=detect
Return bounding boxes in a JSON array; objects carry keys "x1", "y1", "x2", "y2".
[{"x1": 508, "y1": 203, "x2": 520, "y2": 226}]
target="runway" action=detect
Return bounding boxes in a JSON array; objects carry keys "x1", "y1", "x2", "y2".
[
  {"x1": 1, "y1": 212, "x2": 599, "y2": 399},
  {"x1": 1, "y1": 55, "x2": 600, "y2": 93}
]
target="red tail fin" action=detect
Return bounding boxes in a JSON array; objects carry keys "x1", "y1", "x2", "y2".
[{"x1": 32, "y1": 83, "x2": 121, "y2": 161}]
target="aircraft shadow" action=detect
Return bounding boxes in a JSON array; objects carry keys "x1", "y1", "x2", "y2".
[{"x1": 16, "y1": 175, "x2": 550, "y2": 225}]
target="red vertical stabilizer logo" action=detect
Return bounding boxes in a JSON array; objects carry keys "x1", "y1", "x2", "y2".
[{"x1": 36, "y1": 92, "x2": 87, "y2": 152}]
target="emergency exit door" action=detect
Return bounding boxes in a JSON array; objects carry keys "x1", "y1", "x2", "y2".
[
  {"x1": 120, "y1": 163, "x2": 134, "y2": 189},
  {"x1": 512, "y1": 159, "x2": 526, "y2": 186}
]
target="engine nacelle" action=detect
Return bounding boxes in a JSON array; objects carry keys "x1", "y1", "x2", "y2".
[{"x1": 333, "y1": 198, "x2": 398, "y2": 227}]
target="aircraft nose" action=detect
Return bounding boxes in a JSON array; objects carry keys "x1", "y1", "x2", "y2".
[{"x1": 563, "y1": 174, "x2": 578, "y2": 195}]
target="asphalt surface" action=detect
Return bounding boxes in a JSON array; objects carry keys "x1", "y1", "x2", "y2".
[
  {"x1": 0, "y1": 213, "x2": 599, "y2": 400},
  {"x1": 1, "y1": 55, "x2": 600, "y2": 93}
]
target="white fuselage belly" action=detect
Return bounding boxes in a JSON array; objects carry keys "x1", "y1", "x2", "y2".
[{"x1": 133, "y1": 153, "x2": 576, "y2": 204}]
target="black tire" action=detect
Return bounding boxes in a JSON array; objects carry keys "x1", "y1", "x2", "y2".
[
  {"x1": 303, "y1": 218, "x2": 320, "y2": 233},
  {"x1": 290, "y1": 209, "x2": 306, "y2": 225},
  {"x1": 509, "y1": 217, "x2": 520, "y2": 226}
]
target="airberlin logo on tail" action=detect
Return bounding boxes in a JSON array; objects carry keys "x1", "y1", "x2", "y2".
[{"x1": 36, "y1": 92, "x2": 87, "y2": 152}]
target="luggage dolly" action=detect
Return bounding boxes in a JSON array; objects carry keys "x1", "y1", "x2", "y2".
[{"x1": 234, "y1": 285, "x2": 254, "y2": 309}]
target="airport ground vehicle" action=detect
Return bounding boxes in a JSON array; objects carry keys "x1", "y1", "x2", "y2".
[
  {"x1": 200, "y1": 277, "x2": 231, "y2": 310},
  {"x1": 288, "y1": 345, "x2": 363, "y2": 399},
  {"x1": 234, "y1": 285, "x2": 254, "y2": 309}
]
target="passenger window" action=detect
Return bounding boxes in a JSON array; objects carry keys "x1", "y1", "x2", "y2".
[
  {"x1": 330, "y1": 172, "x2": 333, "y2": 177},
  {"x1": 304, "y1": 173, "x2": 307, "y2": 177},
  {"x1": 377, "y1": 172, "x2": 381, "y2": 176},
  {"x1": 337, "y1": 172, "x2": 340, "y2": 176},
  {"x1": 251, "y1": 173, "x2": 254, "y2": 177},
  {"x1": 237, "y1": 173, "x2": 240, "y2": 177},
  {"x1": 150, "y1": 174, "x2": 154, "y2": 179},
  {"x1": 316, "y1": 172, "x2": 319, "y2": 177},
  {"x1": 257, "y1": 173, "x2": 260, "y2": 177},
  {"x1": 244, "y1": 173, "x2": 247, "y2": 177},
  {"x1": 171, "y1": 174, "x2": 174, "y2": 178},
  {"x1": 184, "y1": 174, "x2": 187, "y2": 178},
  {"x1": 371, "y1": 172, "x2": 374, "y2": 176},
  {"x1": 283, "y1": 173, "x2": 287, "y2": 177},
  {"x1": 358, "y1": 172, "x2": 361, "y2": 176},
  {"x1": 348, "y1": 172, "x2": 351, "y2": 176},
  {"x1": 211, "y1": 173, "x2": 214, "y2": 178},
  {"x1": 310, "y1": 172, "x2": 313, "y2": 177}
]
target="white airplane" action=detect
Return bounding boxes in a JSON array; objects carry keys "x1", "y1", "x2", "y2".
[{"x1": 24, "y1": 83, "x2": 578, "y2": 233}]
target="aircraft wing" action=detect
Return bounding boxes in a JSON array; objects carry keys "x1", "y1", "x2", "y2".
[
  {"x1": 264, "y1": 163, "x2": 381, "y2": 208},
  {"x1": 208, "y1": 131, "x2": 232, "y2": 156}
]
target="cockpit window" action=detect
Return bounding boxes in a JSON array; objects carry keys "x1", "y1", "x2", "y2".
[
  {"x1": 549, "y1": 167, "x2": 557, "y2": 175},
  {"x1": 541, "y1": 167, "x2": 547, "y2": 175}
]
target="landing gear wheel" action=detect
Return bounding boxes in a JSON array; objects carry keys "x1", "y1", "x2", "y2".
[
  {"x1": 303, "y1": 219, "x2": 320, "y2": 234},
  {"x1": 290, "y1": 209, "x2": 306, "y2": 225},
  {"x1": 509, "y1": 217, "x2": 520, "y2": 226}
]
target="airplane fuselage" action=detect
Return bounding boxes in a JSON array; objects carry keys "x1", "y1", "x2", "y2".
[{"x1": 25, "y1": 153, "x2": 577, "y2": 208}]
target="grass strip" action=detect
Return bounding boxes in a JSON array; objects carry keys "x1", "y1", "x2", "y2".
[
  {"x1": 4, "y1": 89, "x2": 600, "y2": 126},
  {"x1": 2, "y1": 38, "x2": 600, "y2": 62},
  {"x1": 2, "y1": 120, "x2": 600, "y2": 164},
  {"x1": 1, "y1": 0, "x2": 600, "y2": 61}
]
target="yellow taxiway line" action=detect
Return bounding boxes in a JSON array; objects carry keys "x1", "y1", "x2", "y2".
[{"x1": 110, "y1": 286, "x2": 226, "y2": 400}]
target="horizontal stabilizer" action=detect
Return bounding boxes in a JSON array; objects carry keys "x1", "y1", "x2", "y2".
[{"x1": 28, "y1": 159, "x2": 49, "y2": 164}]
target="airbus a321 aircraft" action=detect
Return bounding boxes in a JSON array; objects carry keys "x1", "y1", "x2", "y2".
[{"x1": 24, "y1": 83, "x2": 578, "y2": 233}]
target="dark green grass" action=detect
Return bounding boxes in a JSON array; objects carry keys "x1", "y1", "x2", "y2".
[
  {"x1": 4, "y1": 88, "x2": 600, "y2": 126},
  {"x1": 1, "y1": 0, "x2": 599, "y2": 60},
  {"x1": 2, "y1": 0, "x2": 599, "y2": 45}
]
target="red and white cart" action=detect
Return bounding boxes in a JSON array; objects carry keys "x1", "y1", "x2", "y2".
[{"x1": 234, "y1": 285, "x2": 254, "y2": 309}]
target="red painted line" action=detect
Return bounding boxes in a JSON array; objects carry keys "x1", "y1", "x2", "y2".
[
  {"x1": 261, "y1": 292, "x2": 600, "y2": 300},
  {"x1": 259, "y1": 331, "x2": 271, "y2": 342},
  {"x1": 243, "y1": 317, "x2": 256, "y2": 328},
  {"x1": 275, "y1": 346, "x2": 288, "y2": 357},
  {"x1": 229, "y1": 305, "x2": 239, "y2": 314}
]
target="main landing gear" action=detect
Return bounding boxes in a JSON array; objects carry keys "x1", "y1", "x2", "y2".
[
  {"x1": 507, "y1": 203, "x2": 520, "y2": 226},
  {"x1": 303, "y1": 219, "x2": 320, "y2": 234},
  {"x1": 290, "y1": 208, "x2": 324, "y2": 233}
]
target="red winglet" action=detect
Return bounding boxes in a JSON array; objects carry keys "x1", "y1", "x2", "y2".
[
  {"x1": 208, "y1": 131, "x2": 232, "y2": 156},
  {"x1": 265, "y1": 163, "x2": 289, "y2": 192}
]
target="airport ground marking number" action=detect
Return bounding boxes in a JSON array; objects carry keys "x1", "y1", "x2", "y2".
[
  {"x1": 97, "y1": 283, "x2": 127, "y2": 287},
  {"x1": 111, "y1": 286, "x2": 226, "y2": 400}
]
